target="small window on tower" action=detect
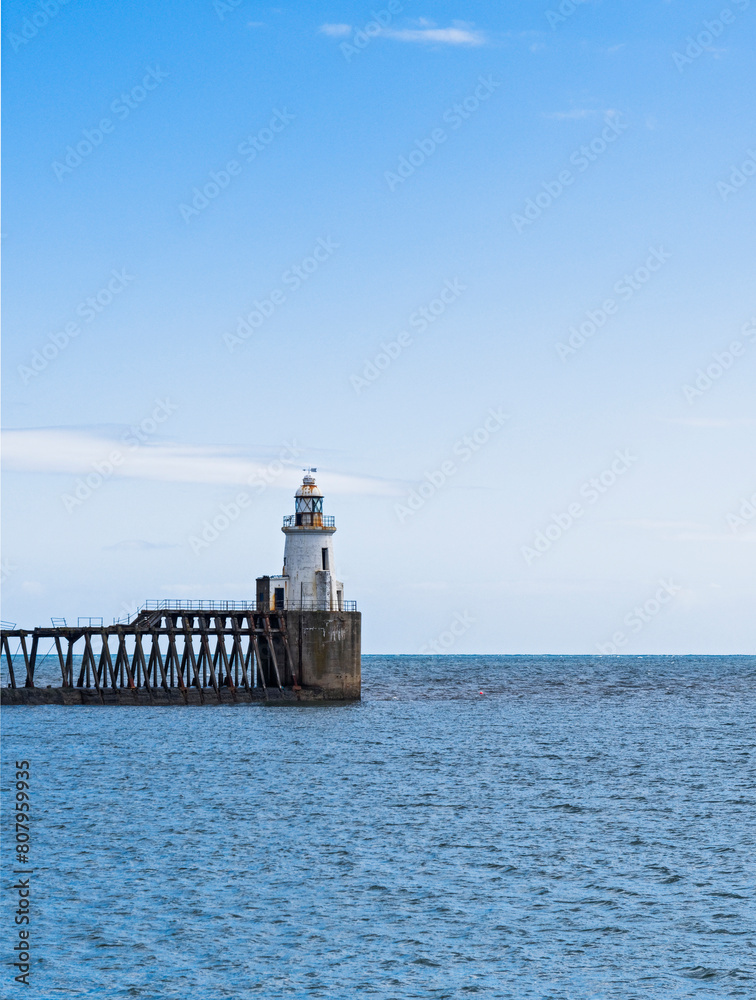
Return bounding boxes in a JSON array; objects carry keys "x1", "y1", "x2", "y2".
[{"x1": 322, "y1": 548, "x2": 329, "y2": 571}]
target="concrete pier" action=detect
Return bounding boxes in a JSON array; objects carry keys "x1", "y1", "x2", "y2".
[
  {"x1": 287, "y1": 611, "x2": 361, "y2": 701},
  {"x1": 1, "y1": 604, "x2": 361, "y2": 706}
]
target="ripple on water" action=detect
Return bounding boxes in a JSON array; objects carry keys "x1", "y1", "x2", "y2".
[{"x1": 1, "y1": 654, "x2": 754, "y2": 999}]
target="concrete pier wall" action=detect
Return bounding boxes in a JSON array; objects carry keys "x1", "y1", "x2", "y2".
[
  {"x1": 286, "y1": 610, "x2": 361, "y2": 700},
  {"x1": 0, "y1": 687, "x2": 341, "y2": 706}
]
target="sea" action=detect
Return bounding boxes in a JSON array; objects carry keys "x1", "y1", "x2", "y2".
[{"x1": 1, "y1": 654, "x2": 754, "y2": 999}]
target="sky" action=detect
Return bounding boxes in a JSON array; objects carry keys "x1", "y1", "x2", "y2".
[{"x1": 2, "y1": 0, "x2": 755, "y2": 653}]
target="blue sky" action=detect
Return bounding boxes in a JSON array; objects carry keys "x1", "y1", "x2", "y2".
[{"x1": 2, "y1": 0, "x2": 755, "y2": 653}]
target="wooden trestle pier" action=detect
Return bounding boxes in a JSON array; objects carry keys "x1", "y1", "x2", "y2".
[{"x1": 1, "y1": 605, "x2": 314, "y2": 705}]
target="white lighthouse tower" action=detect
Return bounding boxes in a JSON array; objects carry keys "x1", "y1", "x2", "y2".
[{"x1": 256, "y1": 470, "x2": 345, "y2": 612}]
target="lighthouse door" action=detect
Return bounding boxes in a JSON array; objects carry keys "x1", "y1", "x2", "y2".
[{"x1": 274, "y1": 587, "x2": 285, "y2": 610}]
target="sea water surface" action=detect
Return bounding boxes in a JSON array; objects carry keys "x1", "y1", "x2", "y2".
[{"x1": 1, "y1": 655, "x2": 755, "y2": 999}]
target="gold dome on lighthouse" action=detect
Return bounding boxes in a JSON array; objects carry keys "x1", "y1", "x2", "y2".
[{"x1": 295, "y1": 471, "x2": 323, "y2": 499}]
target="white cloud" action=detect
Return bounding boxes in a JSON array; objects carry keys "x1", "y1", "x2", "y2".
[
  {"x1": 381, "y1": 24, "x2": 486, "y2": 46},
  {"x1": 319, "y1": 19, "x2": 487, "y2": 46},
  {"x1": 1, "y1": 428, "x2": 401, "y2": 496},
  {"x1": 319, "y1": 23, "x2": 351, "y2": 37}
]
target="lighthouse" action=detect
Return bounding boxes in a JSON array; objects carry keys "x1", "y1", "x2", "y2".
[
  {"x1": 256, "y1": 470, "x2": 345, "y2": 612},
  {"x1": 253, "y1": 469, "x2": 360, "y2": 700}
]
